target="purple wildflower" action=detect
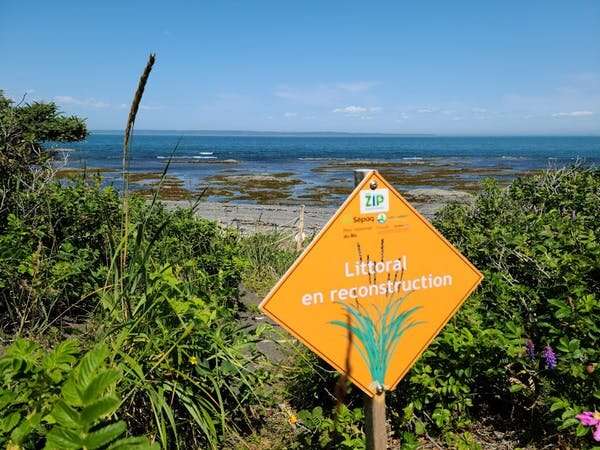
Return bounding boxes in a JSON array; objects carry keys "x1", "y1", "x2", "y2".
[
  {"x1": 525, "y1": 339, "x2": 536, "y2": 359},
  {"x1": 542, "y1": 345, "x2": 557, "y2": 369}
]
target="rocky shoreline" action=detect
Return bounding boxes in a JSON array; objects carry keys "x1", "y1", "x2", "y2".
[{"x1": 162, "y1": 187, "x2": 473, "y2": 233}]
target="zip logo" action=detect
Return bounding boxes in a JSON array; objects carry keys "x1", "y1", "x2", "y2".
[{"x1": 360, "y1": 188, "x2": 389, "y2": 214}]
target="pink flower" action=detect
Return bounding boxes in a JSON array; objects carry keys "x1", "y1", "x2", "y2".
[
  {"x1": 576, "y1": 411, "x2": 600, "y2": 442},
  {"x1": 577, "y1": 411, "x2": 599, "y2": 426}
]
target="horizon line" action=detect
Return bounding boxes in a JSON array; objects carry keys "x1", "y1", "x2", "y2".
[{"x1": 89, "y1": 129, "x2": 600, "y2": 137}]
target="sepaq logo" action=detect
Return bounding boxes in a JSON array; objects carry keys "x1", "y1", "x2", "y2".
[
  {"x1": 360, "y1": 188, "x2": 389, "y2": 214},
  {"x1": 353, "y1": 216, "x2": 374, "y2": 224}
]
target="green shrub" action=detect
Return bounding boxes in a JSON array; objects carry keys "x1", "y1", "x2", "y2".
[
  {"x1": 139, "y1": 205, "x2": 247, "y2": 306},
  {"x1": 0, "y1": 179, "x2": 121, "y2": 334},
  {"x1": 292, "y1": 405, "x2": 365, "y2": 449},
  {"x1": 388, "y1": 167, "x2": 600, "y2": 447},
  {"x1": 0, "y1": 90, "x2": 87, "y2": 222},
  {"x1": 0, "y1": 176, "x2": 270, "y2": 448},
  {"x1": 0, "y1": 339, "x2": 156, "y2": 449}
]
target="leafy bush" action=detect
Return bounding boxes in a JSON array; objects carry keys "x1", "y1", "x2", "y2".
[
  {"x1": 0, "y1": 339, "x2": 156, "y2": 449},
  {"x1": 0, "y1": 175, "x2": 270, "y2": 448},
  {"x1": 137, "y1": 205, "x2": 247, "y2": 306},
  {"x1": 0, "y1": 90, "x2": 87, "y2": 224},
  {"x1": 0, "y1": 179, "x2": 121, "y2": 334},
  {"x1": 0, "y1": 88, "x2": 271, "y2": 449},
  {"x1": 292, "y1": 405, "x2": 365, "y2": 449},
  {"x1": 387, "y1": 167, "x2": 600, "y2": 447}
]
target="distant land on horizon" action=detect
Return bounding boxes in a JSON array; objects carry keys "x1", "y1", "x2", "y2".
[
  {"x1": 90, "y1": 130, "x2": 600, "y2": 138},
  {"x1": 91, "y1": 130, "x2": 435, "y2": 137}
]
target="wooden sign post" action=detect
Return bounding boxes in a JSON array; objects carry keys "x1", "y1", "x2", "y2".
[
  {"x1": 260, "y1": 169, "x2": 483, "y2": 449},
  {"x1": 355, "y1": 169, "x2": 387, "y2": 450}
]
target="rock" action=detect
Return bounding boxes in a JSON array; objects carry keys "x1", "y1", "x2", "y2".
[{"x1": 405, "y1": 188, "x2": 473, "y2": 203}]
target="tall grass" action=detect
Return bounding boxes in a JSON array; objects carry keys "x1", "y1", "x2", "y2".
[
  {"x1": 239, "y1": 231, "x2": 299, "y2": 296},
  {"x1": 98, "y1": 54, "x2": 266, "y2": 449}
]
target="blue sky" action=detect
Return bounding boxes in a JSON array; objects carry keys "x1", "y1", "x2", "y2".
[{"x1": 1, "y1": 1, "x2": 599, "y2": 134}]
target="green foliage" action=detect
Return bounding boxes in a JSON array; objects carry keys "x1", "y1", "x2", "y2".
[
  {"x1": 0, "y1": 173, "x2": 270, "y2": 448},
  {"x1": 387, "y1": 167, "x2": 600, "y2": 447},
  {"x1": 239, "y1": 231, "x2": 299, "y2": 295},
  {"x1": 45, "y1": 344, "x2": 158, "y2": 450},
  {"x1": 0, "y1": 339, "x2": 156, "y2": 449},
  {"x1": 0, "y1": 90, "x2": 87, "y2": 220},
  {"x1": 110, "y1": 263, "x2": 268, "y2": 449},
  {"x1": 0, "y1": 179, "x2": 121, "y2": 334},
  {"x1": 93, "y1": 197, "x2": 269, "y2": 449},
  {"x1": 0, "y1": 338, "x2": 78, "y2": 448},
  {"x1": 0, "y1": 86, "x2": 271, "y2": 449},
  {"x1": 137, "y1": 205, "x2": 247, "y2": 306},
  {"x1": 292, "y1": 405, "x2": 365, "y2": 449}
]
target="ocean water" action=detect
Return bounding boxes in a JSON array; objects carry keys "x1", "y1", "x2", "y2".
[{"x1": 53, "y1": 132, "x2": 600, "y2": 204}]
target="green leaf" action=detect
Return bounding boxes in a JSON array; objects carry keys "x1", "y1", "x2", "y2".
[
  {"x1": 509, "y1": 384, "x2": 524, "y2": 393},
  {"x1": 44, "y1": 426, "x2": 82, "y2": 449},
  {"x1": 107, "y1": 436, "x2": 160, "y2": 450},
  {"x1": 61, "y1": 378, "x2": 83, "y2": 407},
  {"x1": 83, "y1": 421, "x2": 126, "y2": 449},
  {"x1": 558, "y1": 418, "x2": 579, "y2": 429},
  {"x1": 80, "y1": 396, "x2": 120, "y2": 427},
  {"x1": 550, "y1": 400, "x2": 566, "y2": 412},
  {"x1": 81, "y1": 369, "x2": 120, "y2": 405},
  {"x1": 42, "y1": 339, "x2": 79, "y2": 383},
  {"x1": 11, "y1": 412, "x2": 41, "y2": 444},
  {"x1": 575, "y1": 423, "x2": 589, "y2": 437},
  {"x1": 0, "y1": 390, "x2": 18, "y2": 409},
  {"x1": 51, "y1": 400, "x2": 82, "y2": 429},
  {"x1": 0, "y1": 411, "x2": 21, "y2": 433},
  {"x1": 76, "y1": 344, "x2": 110, "y2": 395}
]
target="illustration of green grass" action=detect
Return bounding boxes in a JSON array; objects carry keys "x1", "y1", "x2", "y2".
[{"x1": 330, "y1": 295, "x2": 422, "y2": 389}]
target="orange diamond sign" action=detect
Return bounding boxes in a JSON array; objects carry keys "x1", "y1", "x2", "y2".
[{"x1": 259, "y1": 170, "x2": 483, "y2": 397}]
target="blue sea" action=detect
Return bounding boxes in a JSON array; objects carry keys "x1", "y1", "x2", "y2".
[{"x1": 54, "y1": 132, "x2": 600, "y2": 204}]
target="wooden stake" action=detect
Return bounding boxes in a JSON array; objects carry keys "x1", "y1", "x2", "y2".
[
  {"x1": 365, "y1": 392, "x2": 387, "y2": 450},
  {"x1": 295, "y1": 205, "x2": 305, "y2": 251},
  {"x1": 354, "y1": 169, "x2": 387, "y2": 450}
]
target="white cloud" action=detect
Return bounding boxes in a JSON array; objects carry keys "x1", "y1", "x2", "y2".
[
  {"x1": 274, "y1": 81, "x2": 379, "y2": 107},
  {"x1": 415, "y1": 107, "x2": 457, "y2": 115},
  {"x1": 471, "y1": 107, "x2": 487, "y2": 113},
  {"x1": 334, "y1": 106, "x2": 367, "y2": 114},
  {"x1": 397, "y1": 112, "x2": 409, "y2": 120},
  {"x1": 54, "y1": 95, "x2": 109, "y2": 108},
  {"x1": 283, "y1": 112, "x2": 297, "y2": 117},
  {"x1": 552, "y1": 110, "x2": 594, "y2": 117},
  {"x1": 332, "y1": 105, "x2": 381, "y2": 115}
]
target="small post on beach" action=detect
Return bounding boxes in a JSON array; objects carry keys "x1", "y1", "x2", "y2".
[
  {"x1": 354, "y1": 169, "x2": 387, "y2": 450},
  {"x1": 295, "y1": 205, "x2": 306, "y2": 251}
]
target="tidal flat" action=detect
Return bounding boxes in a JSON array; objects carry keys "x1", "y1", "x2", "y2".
[{"x1": 53, "y1": 155, "x2": 539, "y2": 233}]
